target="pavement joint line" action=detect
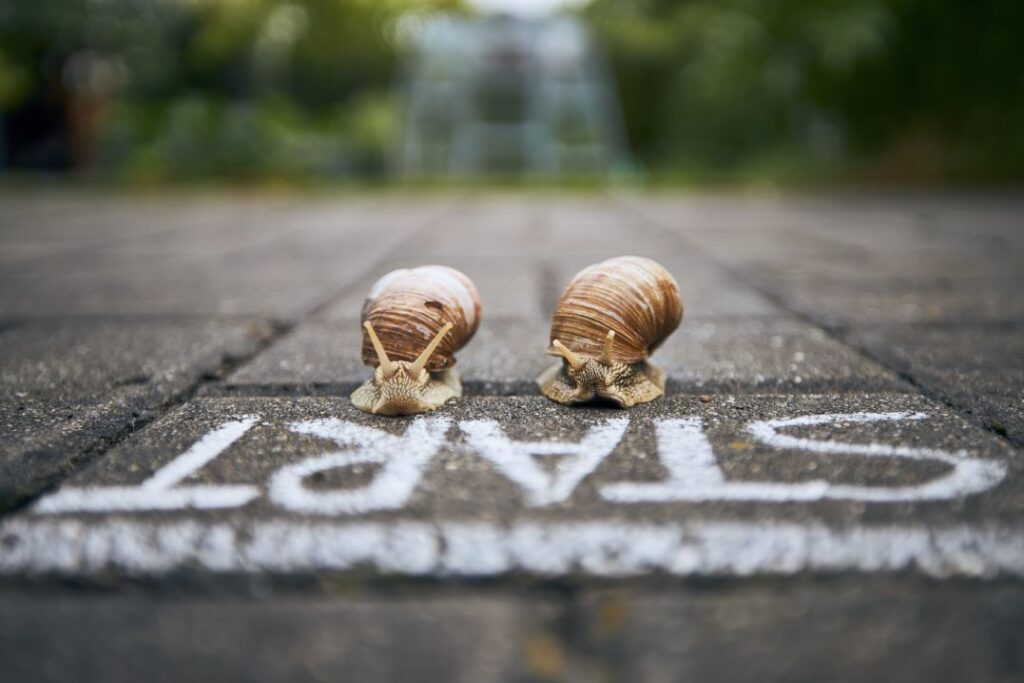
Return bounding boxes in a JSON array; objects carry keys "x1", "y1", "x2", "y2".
[
  {"x1": 6, "y1": 198, "x2": 314, "y2": 269},
  {"x1": 751, "y1": 289, "x2": 1024, "y2": 451},
  {"x1": 207, "y1": 193, "x2": 469, "y2": 394},
  {"x1": 201, "y1": 380, "x2": 541, "y2": 398},
  {"x1": 299, "y1": 193, "x2": 470, "y2": 320},
  {"x1": 0, "y1": 312, "x2": 293, "y2": 326},
  {"x1": 0, "y1": 318, "x2": 295, "y2": 520},
  {"x1": 608, "y1": 194, "x2": 1019, "y2": 449},
  {"x1": 202, "y1": 376, "x2": 918, "y2": 399}
]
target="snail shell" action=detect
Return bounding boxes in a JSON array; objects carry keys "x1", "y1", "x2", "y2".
[
  {"x1": 548, "y1": 256, "x2": 682, "y2": 363},
  {"x1": 361, "y1": 265, "x2": 481, "y2": 372}
]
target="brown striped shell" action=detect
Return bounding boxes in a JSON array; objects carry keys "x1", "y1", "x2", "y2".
[
  {"x1": 549, "y1": 256, "x2": 682, "y2": 364},
  {"x1": 360, "y1": 265, "x2": 481, "y2": 372}
]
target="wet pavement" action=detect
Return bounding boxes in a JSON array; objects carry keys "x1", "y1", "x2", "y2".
[{"x1": 1, "y1": 189, "x2": 1022, "y2": 681}]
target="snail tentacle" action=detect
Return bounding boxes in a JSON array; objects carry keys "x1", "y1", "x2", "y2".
[
  {"x1": 362, "y1": 321, "x2": 394, "y2": 376},
  {"x1": 409, "y1": 322, "x2": 453, "y2": 377},
  {"x1": 551, "y1": 339, "x2": 585, "y2": 370},
  {"x1": 599, "y1": 329, "x2": 616, "y2": 366}
]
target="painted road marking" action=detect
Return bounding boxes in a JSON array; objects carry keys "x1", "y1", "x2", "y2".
[
  {"x1": 461, "y1": 418, "x2": 629, "y2": 506},
  {"x1": 31, "y1": 411, "x2": 1008, "y2": 514},
  {"x1": 2, "y1": 518, "x2": 1023, "y2": 578},
  {"x1": 602, "y1": 413, "x2": 1007, "y2": 503},
  {"x1": 268, "y1": 417, "x2": 451, "y2": 515},
  {"x1": 33, "y1": 418, "x2": 261, "y2": 513}
]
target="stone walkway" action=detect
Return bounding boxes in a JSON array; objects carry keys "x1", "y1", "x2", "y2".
[{"x1": 0, "y1": 190, "x2": 1022, "y2": 681}]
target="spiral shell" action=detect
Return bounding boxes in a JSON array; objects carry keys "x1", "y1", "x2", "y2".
[
  {"x1": 549, "y1": 256, "x2": 682, "y2": 364},
  {"x1": 361, "y1": 265, "x2": 481, "y2": 372}
]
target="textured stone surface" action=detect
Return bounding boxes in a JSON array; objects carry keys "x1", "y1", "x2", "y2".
[
  {"x1": 0, "y1": 591, "x2": 561, "y2": 683},
  {"x1": 0, "y1": 319, "x2": 268, "y2": 509},
  {"x1": 321, "y1": 254, "x2": 547, "y2": 323},
  {"x1": 850, "y1": 323, "x2": 1024, "y2": 445},
  {"x1": 575, "y1": 582, "x2": 1024, "y2": 683}
]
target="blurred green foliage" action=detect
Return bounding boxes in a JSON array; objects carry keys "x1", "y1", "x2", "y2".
[
  {"x1": 0, "y1": 0, "x2": 463, "y2": 181},
  {"x1": 1, "y1": 0, "x2": 1021, "y2": 183},
  {"x1": 584, "y1": 0, "x2": 1024, "y2": 182}
]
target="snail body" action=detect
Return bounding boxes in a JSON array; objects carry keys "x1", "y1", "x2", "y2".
[
  {"x1": 538, "y1": 256, "x2": 682, "y2": 407},
  {"x1": 351, "y1": 265, "x2": 481, "y2": 416}
]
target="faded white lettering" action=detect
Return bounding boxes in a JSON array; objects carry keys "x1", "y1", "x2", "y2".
[
  {"x1": 460, "y1": 418, "x2": 628, "y2": 506},
  {"x1": 33, "y1": 418, "x2": 260, "y2": 513},
  {"x1": 267, "y1": 416, "x2": 451, "y2": 515},
  {"x1": 602, "y1": 413, "x2": 1006, "y2": 503}
]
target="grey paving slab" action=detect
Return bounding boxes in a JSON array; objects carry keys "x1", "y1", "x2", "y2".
[
  {"x1": 543, "y1": 255, "x2": 780, "y2": 321},
  {"x1": 225, "y1": 322, "x2": 365, "y2": 389},
  {"x1": 317, "y1": 194, "x2": 782, "y2": 323},
  {"x1": 575, "y1": 582, "x2": 1024, "y2": 683},
  {"x1": 321, "y1": 254, "x2": 547, "y2": 322},
  {"x1": 226, "y1": 319, "x2": 550, "y2": 395},
  {"x1": 849, "y1": 323, "x2": 1024, "y2": 444},
  {"x1": 621, "y1": 193, "x2": 1024, "y2": 273},
  {"x1": 0, "y1": 196, "x2": 243, "y2": 247},
  {"x1": 735, "y1": 243, "x2": 1024, "y2": 282},
  {"x1": 0, "y1": 591, "x2": 561, "y2": 683},
  {"x1": 0, "y1": 195, "x2": 454, "y2": 320},
  {"x1": 0, "y1": 274, "x2": 335, "y2": 319},
  {"x1": 747, "y1": 273, "x2": 1024, "y2": 326},
  {"x1": 4, "y1": 394, "x2": 1019, "y2": 579},
  {"x1": 226, "y1": 317, "x2": 900, "y2": 395},
  {"x1": 0, "y1": 319, "x2": 269, "y2": 508},
  {"x1": 658, "y1": 317, "x2": 903, "y2": 392},
  {"x1": 420, "y1": 195, "x2": 681, "y2": 260}
]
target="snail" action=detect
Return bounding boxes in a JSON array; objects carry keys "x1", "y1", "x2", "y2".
[
  {"x1": 538, "y1": 255, "x2": 683, "y2": 407},
  {"x1": 350, "y1": 265, "x2": 481, "y2": 416}
]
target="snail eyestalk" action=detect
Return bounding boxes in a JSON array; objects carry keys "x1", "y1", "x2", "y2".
[
  {"x1": 600, "y1": 330, "x2": 615, "y2": 366},
  {"x1": 363, "y1": 321, "x2": 393, "y2": 376},
  {"x1": 551, "y1": 339, "x2": 585, "y2": 370},
  {"x1": 409, "y1": 322, "x2": 452, "y2": 377}
]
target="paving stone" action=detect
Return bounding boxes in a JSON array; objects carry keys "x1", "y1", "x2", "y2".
[
  {"x1": 227, "y1": 319, "x2": 550, "y2": 395},
  {"x1": 849, "y1": 323, "x2": 1024, "y2": 444},
  {"x1": 0, "y1": 196, "x2": 450, "y2": 320},
  {"x1": 228, "y1": 317, "x2": 901, "y2": 395},
  {"x1": 0, "y1": 591, "x2": 561, "y2": 683},
  {"x1": 746, "y1": 273, "x2": 1024, "y2": 326},
  {"x1": 428, "y1": 195, "x2": 652, "y2": 258},
  {"x1": 4, "y1": 394, "x2": 1018, "y2": 579},
  {"x1": 545, "y1": 257, "x2": 781, "y2": 321},
  {"x1": 736, "y1": 243, "x2": 1024, "y2": 282},
  {"x1": 0, "y1": 195, "x2": 238, "y2": 247},
  {"x1": 0, "y1": 273, "x2": 337, "y2": 320},
  {"x1": 320, "y1": 255, "x2": 547, "y2": 322},
  {"x1": 226, "y1": 322, "x2": 365, "y2": 389},
  {"x1": 575, "y1": 582, "x2": 1024, "y2": 683},
  {"x1": 0, "y1": 319, "x2": 269, "y2": 508},
  {"x1": 658, "y1": 317, "x2": 903, "y2": 392}
]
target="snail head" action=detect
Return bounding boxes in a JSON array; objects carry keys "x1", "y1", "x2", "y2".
[
  {"x1": 355, "y1": 321, "x2": 455, "y2": 416},
  {"x1": 545, "y1": 331, "x2": 643, "y2": 406}
]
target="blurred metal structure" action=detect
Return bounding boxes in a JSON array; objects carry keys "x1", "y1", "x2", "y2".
[{"x1": 397, "y1": 14, "x2": 628, "y2": 177}]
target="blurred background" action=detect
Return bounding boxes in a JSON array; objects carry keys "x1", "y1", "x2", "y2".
[{"x1": 1, "y1": 0, "x2": 1021, "y2": 186}]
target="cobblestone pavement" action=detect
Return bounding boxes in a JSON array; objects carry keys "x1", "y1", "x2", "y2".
[{"x1": 1, "y1": 189, "x2": 1022, "y2": 681}]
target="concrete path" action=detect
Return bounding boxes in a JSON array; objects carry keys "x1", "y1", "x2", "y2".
[{"x1": 1, "y1": 190, "x2": 1022, "y2": 681}]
